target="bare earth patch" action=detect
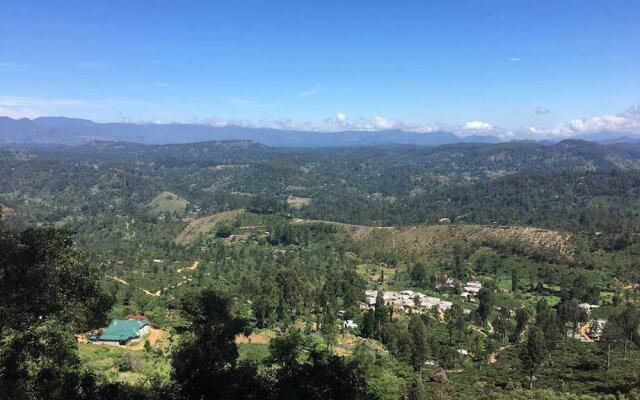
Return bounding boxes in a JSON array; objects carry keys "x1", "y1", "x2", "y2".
[
  {"x1": 126, "y1": 328, "x2": 167, "y2": 351},
  {"x1": 286, "y1": 196, "x2": 312, "y2": 209},
  {"x1": 235, "y1": 333, "x2": 271, "y2": 344}
]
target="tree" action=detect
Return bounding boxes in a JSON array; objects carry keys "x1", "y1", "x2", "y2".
[
  {"x1": 374, "y1": 292, "x2": 387, "y2": 339},
  {"x1": 410, "y1": 263, "x2": 429, "y2": 288},
  {"x1": 214, "y1": 222, "x2": 233, "y2": 238},
  {"x1": 136, "y1": 293, "x2": 150, "y2": 315},
  {"x1": 172, "y1": 289, "x2": 255, "y2": 400},
  {"x1": 601, "y1": 317, "x2": 624, "y2": 371},
  {"x1": 512, "y1": 308, "x2": 529, "y2": 343},
  {"x1": 269, "y1": 328, "x2": 307, "y2": 368},
  {"x1": 477, "y1": 288, "x2": 495, "y2": 325},
  {"x1": 511, "y1": 269, "x2": 520, "y2": 294},
  {"x1": 404, "y1": 377, "x2": 428, "y2": 400},
  {"x1": 407, "y1": 316, "x2": 429, "y2": 371},
  {"x1": 445, "y1": 304, "x2": 466, "y2": 344},
  {"x1": 493, "y1": 307, "x2": 512, "y2": 344},
  {"x1": 559, "y1": 299, "x2": 588, "y2": 348},
  {"x1": 360, "y1": 309, "x2": 375, "y2": 339},
  {"x1": 274, "y1": 347, "x2": 369, "y2": 400},
  {"x1": 520, "y1": 326, "x2": 546, "y2": 390},
  {"x1": 533, "y1": 299, "x2": 561, "y2": 363},
  {"x1": 0, "y1": 227, "x2": 112, "y2": 399},
  {"x1": 616, "y1": 304, "x2": 640, "y2": 359},
  {"x1": 0, "y1": 228, "x2": 111, "y2": 332},
  {"x1": 321, "y1": 313, "x2": 339, "y2": 348}
]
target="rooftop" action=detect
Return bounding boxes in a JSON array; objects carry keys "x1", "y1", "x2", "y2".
[{"x1": 98, "y1": 319, "x2": 149, "y2": 342}]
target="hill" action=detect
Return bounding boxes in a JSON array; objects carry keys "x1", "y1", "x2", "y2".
[
  {"x1": 350, "y1": 223, "x2": 574, "y2": 263},
  {"x1": 0, "y1": 116, "x2": 497, "y2": 147}
]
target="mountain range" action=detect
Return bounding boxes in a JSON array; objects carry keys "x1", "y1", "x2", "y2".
[{"x1": 1, "y1": 116, "x2": 639, "y2": 147}]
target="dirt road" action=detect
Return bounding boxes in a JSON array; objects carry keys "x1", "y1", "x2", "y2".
[
  {"x1": 127, "y1": 327, "x2": 166, "y2": 351},
  {"x1": 177, "y1": 260, "x2": 199, "y2": 274}
]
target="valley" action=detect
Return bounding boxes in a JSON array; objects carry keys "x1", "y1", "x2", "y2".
[{"x1": 2, "y1": 140, "x2": 640, "y2": 399}]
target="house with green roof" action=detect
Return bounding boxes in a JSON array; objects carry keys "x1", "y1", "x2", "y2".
[{"x1": 91, "y1": 318, "x2": 150, "y2": 345}]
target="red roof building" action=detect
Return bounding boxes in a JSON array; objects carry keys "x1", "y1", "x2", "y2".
[{"x1": 125, "y1": 314, "x2": 148, "y2": 321}]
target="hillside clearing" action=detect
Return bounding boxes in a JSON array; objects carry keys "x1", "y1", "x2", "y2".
[
  {"x1": 147, "y1": 191, "x2": 189, "y2": 214},
  {"x1": 176, "y1": 209, "x2": 245, "y2": 245},
  {"x1": 287, "y1": 196, "x2": 312, "y2": 209}
]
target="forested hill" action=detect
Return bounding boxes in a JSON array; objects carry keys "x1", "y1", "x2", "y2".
[
  {"x1": 4, "y1": 137, "x2": 640, "y2": 399},
  {"x1": 3, "y1": 139, "x2": 640, "y2": 251}
]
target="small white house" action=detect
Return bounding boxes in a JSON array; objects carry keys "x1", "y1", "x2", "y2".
[{"x1": 343, "y1": 320, "x2": 358, "y2": 330}]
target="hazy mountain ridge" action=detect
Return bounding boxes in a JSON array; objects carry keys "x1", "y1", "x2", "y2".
[{"x1": 0, "y1": 116, "x2": 499, "y2": 147}]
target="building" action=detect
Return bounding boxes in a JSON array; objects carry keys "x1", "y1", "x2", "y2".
[
  {"x1": 579, "y1": 303, "x2": 600, "y2": 314},
  {"x1": 91, "y1": 318, "x2": 150, "y2": 346},
  {"x1": 124, "y1": 314, "x2": 148, "y2": 321},
  {"x1": 462, "y1": 281, "x2": 482, "y2": 302},
  {"x1": 362, "y1": 289, "x2": 452, "y2": 313},
  {"x1": 343, "y1": 320, "x2": 358, "y2": 330},
  {"x1": 435, "y1": 277, "x2": 455, "y2": 290}
]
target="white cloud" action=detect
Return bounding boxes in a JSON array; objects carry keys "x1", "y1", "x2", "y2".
[
  {"x1": 0, "y1": 106, "x2": 40, "y2": 119},
  {"x1": 151, "y1": 82, "x2": 169, "y2": 88},
  {"x1": 324, "y1": 112, "x2": 349, "y2": 127},
  {"x1": 569, "y1": 105, "x2": 640, "y2": 133},
  {"x1": 300, "y1": 83, "x2": 321, "y2": 98},
  {"x1": 320, "y1": 113, "x2": 437, "y2": 133},
  {"x1": 371, "y1": 116, "x2": 397, "y2": 129},
  {"x1": 464, "y1": 121, "x2": 493, "y2": 130},
  {"x1": 525, "y1": 125, "x2": 573, "y2": 138},
  {"x1": 508, "y1": 57, "x2": 521, "y2": 62}
]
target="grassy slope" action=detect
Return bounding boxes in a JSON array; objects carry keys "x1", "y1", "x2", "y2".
[
  {"x1": 176, "y1": 209, "x2": 245, "y2": 245},
  {"x1": 147, "y1": 191, "x2": 189, "y2": 214}
]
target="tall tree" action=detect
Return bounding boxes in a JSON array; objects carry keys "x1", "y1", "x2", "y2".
[
  {"x1": 374, "y1": 291, "x2": 387, "y2": 339},
  {"x1": 533, "y1": 299, "x2": 561, "y2": 363},
  {"x1": 511, "y1": 269, "x2": 520, "y2": 294},
  {"x1": 477, "y1": 288, "x2": 495, "y2": 325},
  {"x1": 445, "y1": 304, "x2": 466, "y2": 344},
  {"x1": 407, "y1": 316, "x2": 429, "y2": 371},
  {"x1": 493, "y1": 307, "x2": 512, "y2": 344},
  {"x1": 519, "y1": 326, "x2": 546, "y2": 390}
]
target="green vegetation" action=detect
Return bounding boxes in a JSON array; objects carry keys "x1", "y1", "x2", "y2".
[{"x1": 2, "y1": 140, "x2": 640, "y2": 399}]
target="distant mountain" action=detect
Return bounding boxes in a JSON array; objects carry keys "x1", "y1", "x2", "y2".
[
  {"x1": 573, "y1": 131, "x2": 640, "y2": 144},
  {"x1": 0, "y1": 116, "x2": 501, "y2": 147}
]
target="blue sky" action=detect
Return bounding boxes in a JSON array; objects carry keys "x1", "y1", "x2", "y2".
[{"x1": 1, "y1": 0, "x2": 639, "y2": 137}]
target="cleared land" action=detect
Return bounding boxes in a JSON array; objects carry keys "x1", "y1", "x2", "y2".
[
  {"x1": 147, "y1": 191, "x2": 189, "y2": 214},
  {"x1": 176, "y1": 209, "x2": 245, "y2": 245},
  {"x1": 286, "y1": 196, "x2": 312, "y2": 209},
  {"x1": 293, "y1": 217, "x2": 573, "y2": 262},
  {"x1": 350, "y1": 224, "x2": 574, "y2": 262}
]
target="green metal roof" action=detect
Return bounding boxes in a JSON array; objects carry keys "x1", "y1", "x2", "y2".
[{"x1": 98, "y1": 319, "x2": 149, "y2": 342}]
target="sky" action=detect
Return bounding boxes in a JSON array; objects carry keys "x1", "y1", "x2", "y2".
[{"x1": 1, "y1": 0, "x2": 639, "y2": 138}]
